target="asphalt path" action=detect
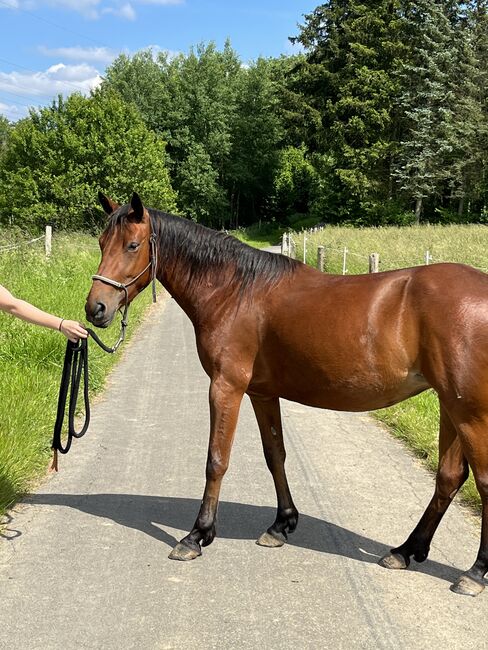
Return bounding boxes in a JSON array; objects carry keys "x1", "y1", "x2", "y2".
[{"x1": 1, "y1": 283, "x2": 488, "y2": 648}]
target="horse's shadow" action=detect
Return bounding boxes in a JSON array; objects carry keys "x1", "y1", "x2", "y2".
[{"x1": 25, "y1": 492, "x2": 462, "y2": 585}]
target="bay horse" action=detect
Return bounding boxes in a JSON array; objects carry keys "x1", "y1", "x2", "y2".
[{"x1": 86, "y1": 192, "x2": 488, "y2": 597}]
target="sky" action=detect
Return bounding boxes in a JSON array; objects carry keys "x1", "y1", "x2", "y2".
[{"x1": 0, "y1": 0, "x2": 315, "y2": 122}]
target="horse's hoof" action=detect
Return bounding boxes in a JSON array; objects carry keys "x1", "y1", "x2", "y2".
[
  {"x1": 378, "y1": 552, "x2": 409, "y2": 570},
  {"x1": 256, "y1": 531, "x2": 286, "y2": 548},
  {"x1": 450, "y1": 574, "x2": 485, "y2": 597},
  {"x1": 168, "y1": 542, "x2": 201, "y2": 561}
]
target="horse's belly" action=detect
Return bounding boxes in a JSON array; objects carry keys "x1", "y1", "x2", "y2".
[{"x1": 248, "y1": 355, "x2": 429, "y2": 412}]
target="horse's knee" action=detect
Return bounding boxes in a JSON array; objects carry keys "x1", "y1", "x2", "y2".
[{"x1": 206, "y1": 457, "x2": 228, "y2": 480}]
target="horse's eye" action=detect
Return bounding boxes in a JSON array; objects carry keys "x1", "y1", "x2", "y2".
[{"x1": 127, "y1": 242, "x2": 140, "y2": 252}]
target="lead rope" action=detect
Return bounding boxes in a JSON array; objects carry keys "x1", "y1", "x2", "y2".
[
  {"x1": 49, "y1": 321, "x2": 128, "y2": 472},
  {"x1": 50, "y1": 232, "x2": 158, "y2": 471}
]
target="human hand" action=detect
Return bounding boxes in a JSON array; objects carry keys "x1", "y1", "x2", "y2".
[{"x1": 59, "y1": 319, "x2": 88, "y2": 342}]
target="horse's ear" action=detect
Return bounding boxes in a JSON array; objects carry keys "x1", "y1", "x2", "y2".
[
  {"x1": 130, "y1": 192, "x2": 145, "y2": 223},
  {"x1": 98, "y1": 192, "x2": 119, "y2": 215}
]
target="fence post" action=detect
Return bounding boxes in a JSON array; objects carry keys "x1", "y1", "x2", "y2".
[
  {"x1": 317, "y1": 245, "x2": 325, "y2": 272},
  {"x1": 281, "y1": 233, "x2": 288, "y2": 256},
  {"x1": 369, "y1": 252, "x2": 379, "y2": 273},
  {"x1": 425, "y1": 250, "x2": 431, "y2": 265},
  {"x1": 303, "y1": 232, "x2": 307, "y2": 263},
  {"x1": 290, "y1": 236, "x2": 296, "y2": 259},
  {"x1": 342, "y1": 247, "x2": 348, "y2": 275},
  {"x1": 45, "y1": 225, "x2": 52, "y2": 258}
]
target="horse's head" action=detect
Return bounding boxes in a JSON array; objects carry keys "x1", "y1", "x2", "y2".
[{"x1": 85, "y1": 192, "x2": 154, "y2": 328}]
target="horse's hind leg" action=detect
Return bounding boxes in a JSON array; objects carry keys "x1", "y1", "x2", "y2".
[
  {"x1": 380, "y1": 403, "x2": 468, "y2": 573},
  {"x1": 250, "y1": 396, "x2": 298, "y2": 547},
  {"x1": 450, "y1": 413, "x2": 488, "y2": 596}
]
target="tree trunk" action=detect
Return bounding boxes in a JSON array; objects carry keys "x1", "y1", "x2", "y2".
[
  {"x1": 458, "y1": 195, "x2": 465, "y2": 217},
  {"x1": 415, "y1": 197, "x2": 422, "y2": 224}
]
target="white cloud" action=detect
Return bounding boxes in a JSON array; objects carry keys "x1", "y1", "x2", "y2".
[
  {"x1": 101, "y1": 1, "x2": 135, "y2": 20},
  {"x1": 0, "y1": 63, "x2": 102, "y2": 106},
  {"x1": 0, "y1": 0, "x2": 20, "y2": 8},
  {"x1": 38, "y1": 45, "x2": 118, "y2": 64},
  {"x1": 0, "y1": 101, "x2": 24, "y2": 121},
  {"x1": 136, "y1": 0, "x2": 183, "y2": 4},
  {"x1": 0, "y1": 0, "x2": 183, "y2": 17}
]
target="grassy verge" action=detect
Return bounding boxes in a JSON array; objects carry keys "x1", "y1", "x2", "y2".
[
  {"x1": 291, "y1": 223, "x2": 488, "y2": 512},
  {"x1": 294, "y1": 223, "x2": 488, "y2": 274},
  {"x1": 0, "y1": 232, "x2": 152, "y2": 515}
]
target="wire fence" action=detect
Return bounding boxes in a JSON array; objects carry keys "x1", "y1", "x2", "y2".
[
  {"x1": 0, "y1": 226, "x2": 52, "y2": 257},
  {"x1": 281, "y1": 229, "x2": 488, "y2": 274}
]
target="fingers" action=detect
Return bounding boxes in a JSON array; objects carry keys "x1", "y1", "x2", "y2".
[{"x1": 60, "y1": 319, "x2": 88, "y2": 342}]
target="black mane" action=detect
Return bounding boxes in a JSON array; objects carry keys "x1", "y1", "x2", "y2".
[{"x1": 108, "y1": 205, "x2": 299, "y2": 293}]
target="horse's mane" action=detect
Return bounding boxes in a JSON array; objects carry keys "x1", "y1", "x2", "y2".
[{"x1": 108, "y1": 205, "x2": 300, "y2": 293}]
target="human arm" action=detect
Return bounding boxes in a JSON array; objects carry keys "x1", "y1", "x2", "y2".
[{"x1": 0, "y1": 284, "x2": 88, "y2": 342}]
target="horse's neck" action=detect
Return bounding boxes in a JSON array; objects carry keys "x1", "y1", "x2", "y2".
[{"x1": 156, "y1": 245, "x2": 221, "y2": 323}]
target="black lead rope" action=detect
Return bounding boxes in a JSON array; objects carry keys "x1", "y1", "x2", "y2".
[
  {"x1": 50, "y1": 325, "x2": 126, "y2": 471},
  {"x1": 50, "y1": 228, "x2": 158, "y2": 471}
]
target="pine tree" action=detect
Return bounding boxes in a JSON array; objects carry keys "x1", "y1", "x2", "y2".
[
  {"x1": 292, "y1": 1, "x2": 406, "y2": 222},
  {"x1": 392, "y1": 1, "x2": 460, "y2": 222}
]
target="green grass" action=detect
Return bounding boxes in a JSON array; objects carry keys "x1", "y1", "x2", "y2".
[
  {"x1": 231, "y1": 222, "x2": 284, "y2": 248},
  {"x1": 0, "y1": 231, "x2": 152, "y2": 515},
  {"x1": 294, "y1": 223, "x2": 488, "y2": 274},
  {"x1": 291, "y1": 223, "x2": 488, "y2": 511}
]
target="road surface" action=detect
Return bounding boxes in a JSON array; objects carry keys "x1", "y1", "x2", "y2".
[{"x1": 0, "y1": 290, "x2": 487, "y2": 649}]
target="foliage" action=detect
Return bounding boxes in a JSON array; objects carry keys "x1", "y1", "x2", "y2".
[
  {"x1": 0, "y1": 89, "x2": 176, "y2": 230},
  {"x1": 0, "y1": 231, "x2": 153, "y2": 515},
  {"x1": 1, "y1": 4, "x2": 488, "y2": 228}
]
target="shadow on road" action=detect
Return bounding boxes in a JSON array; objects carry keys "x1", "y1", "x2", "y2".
[{"x1": 24, "y1": 492, "x2": 462, "y2": 585}]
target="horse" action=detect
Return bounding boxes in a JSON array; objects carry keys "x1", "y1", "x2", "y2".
[{"x1": 85, "y1": 192, "x2": 488, "y2": 597}]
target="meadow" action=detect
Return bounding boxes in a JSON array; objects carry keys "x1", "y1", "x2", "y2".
[
  {"x1": 1, "y1": 223, "x2": 487, "y2": 517},
  {"x1": 290, "y1": 223, "x2": 488, "y2": 509},
  {"x1": 0, "y1": 232, "x2": 152, "y2": 515}
]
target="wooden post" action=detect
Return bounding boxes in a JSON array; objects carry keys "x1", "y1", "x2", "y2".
[
  {"x1": 425, "y1": 250, "x2": 431, "y2": 265},
  {"x1": 303, "y1": 232, "x2": 307, "y2": 263},
  {"x1": 317, "y1": 245, "x2": 325, "y2": 273},
  {"x1": 281, "y1": 233, "x2": 288, "y2": 256},
  {"x1": 369, "y1": 252, "x2": 379, "y2": 273},
  {"x1": 342, "y1": 247, "x2": 348, "y2": 275},
  {"x1": 45, "y1": 225, "x2": 52, "y2": 258},
  {"x1": 288, "y1": 235, "x2": 296, "y2": 260}
]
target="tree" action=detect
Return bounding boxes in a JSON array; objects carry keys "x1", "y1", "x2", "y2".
[
  {"x1": 0, "y1": 89, "x2": 176, "y2": 230},
  {"x1": 104, "y1": 41, "x2": 242, "y2": 226},
  {"x1": 392, "y1": 0, "x2": 460, "y2": 222},
  {"x1": 292, "y1": 1, "x2": 405, "y2": 221},
  {"x1": 227, "y1": 57, "x2": 285, "y2": 227}
]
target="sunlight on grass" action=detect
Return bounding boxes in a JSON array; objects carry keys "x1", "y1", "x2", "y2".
[{"x1": 0, "y1": 232, "x2": 152, "y2": 514}]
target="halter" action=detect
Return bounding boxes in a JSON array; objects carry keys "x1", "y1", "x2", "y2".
[
  {"x1": 50, "y1": 218, "x2": 159, "y2": 471},
  {"x1": 90, "y1": 228, "x2": 158, "y2": 353}
]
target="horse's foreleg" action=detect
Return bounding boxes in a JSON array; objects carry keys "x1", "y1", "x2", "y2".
[
  {"x1": 168, "y1": 378, "x2": 243, "y2": 561},
  {"x1": 251, "y1": 396, "x2": 298, "y2": 548},
  {"x1": 379, "y1": 404, "x2": 468, "y2": 572}
]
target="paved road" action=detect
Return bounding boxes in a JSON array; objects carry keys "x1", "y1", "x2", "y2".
[{"x1": 1, "y1": 291, "x2": 487, "y2": 649}]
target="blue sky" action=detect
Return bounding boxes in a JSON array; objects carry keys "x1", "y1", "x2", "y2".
[{"x1": 0, "y1": 0, "x2": 314, "y2": 121}]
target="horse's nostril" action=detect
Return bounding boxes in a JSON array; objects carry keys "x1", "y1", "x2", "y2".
[{"x1": 94, "y1": 302, "x2": 106, "y2": 319}]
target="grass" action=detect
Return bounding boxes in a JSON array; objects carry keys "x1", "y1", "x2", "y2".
[
  {"x1": 294, "y1": 223, "x2": 488, "y2": 274},
  {"x1": 291, "y1": 223, "x2": 488, "y2": 511},
  {"x1": 231, "y1": 221, "x2": 284, "y2": 248},
  {"x1": 0, "y1": 231, "x2": 152, "y2": 515}
]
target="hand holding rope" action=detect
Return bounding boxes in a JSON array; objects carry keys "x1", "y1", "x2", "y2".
[{"x1": 50, "y1": 229, "x2": 158, "y2": 470}]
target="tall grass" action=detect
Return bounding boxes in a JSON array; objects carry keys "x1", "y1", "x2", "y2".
[
  {"x1": 0, "y1": 232, "x2": 152, "y2": 515},
  {"x1": 295, "y1": 224, "x2": 488, "y2": 274},
  {"x1": 292, "y1": 223, "x2": 488, "y2": 511}
]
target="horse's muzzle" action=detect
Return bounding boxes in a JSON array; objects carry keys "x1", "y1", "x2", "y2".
[{"x1": 85, "y1": 298, "x2": 116, "y2": 328}]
